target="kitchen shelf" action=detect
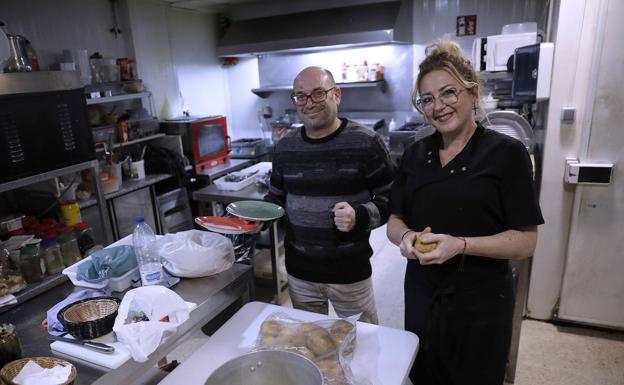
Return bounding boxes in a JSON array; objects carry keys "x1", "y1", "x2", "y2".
[
  {"x1": 83, "y1": 79, "x2": 143, "y2": 90},
  {"x1": 94, "y1": 133, "x2": 166, "y2": 152},
  {"x1": 79, "y1": 173, "x2": 173, "y2": 209},
  {"x1": 86, "y1": 91, "x2": 151, "y2": 105},
  {"x1": 251, "y1": 80, "x2": 387, "y2": 98}
]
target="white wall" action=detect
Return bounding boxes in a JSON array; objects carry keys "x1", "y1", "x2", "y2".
[
  {"x1": 168, "y1": 8, "x2": 228, "y2": 118},
  {"x1": 527, "y1": 0, "x2": 604, "y2": 320},
  {"x1": 126, "y1": 0, "x2": 181, "y2": 119},
  {"x1": 412, "y1": 0, "x2": 549, "y2": 57},
  {"x1": 0, "y1": 0, "x2": 133, "y2": 70},
  {"x1": 223, "y1": 57, "x2": 260, "y2": 139}
]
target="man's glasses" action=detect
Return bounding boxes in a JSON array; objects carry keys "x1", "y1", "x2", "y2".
[
  {"x1": 291, "y1": 87, "x2": 335, "y2": 106},
  {"x1": 414, "y1": 87, "x2": 465, "y2": 113}
]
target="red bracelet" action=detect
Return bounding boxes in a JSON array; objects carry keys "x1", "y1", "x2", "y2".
[{"x1": 457, "y1": 236, "x2": 467, "y2": 271}]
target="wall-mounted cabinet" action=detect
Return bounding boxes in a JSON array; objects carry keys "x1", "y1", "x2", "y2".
[{"x1": 251, "y1": 80, "x2": 387, "y2": 98}]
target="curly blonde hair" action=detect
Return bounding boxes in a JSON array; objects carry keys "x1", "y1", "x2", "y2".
[{"x1": 412, "y1": 37, "x2": 481, "y2": 112}]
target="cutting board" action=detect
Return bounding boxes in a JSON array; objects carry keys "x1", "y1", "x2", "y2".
[
  {"x1": 51, "y1": 332, "x2": 131, "y2": 369},
  {"x1": 51, "y1": 301, "x2": 197, "y2": 369}
]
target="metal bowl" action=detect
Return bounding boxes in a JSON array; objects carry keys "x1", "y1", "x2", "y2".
[{"x1": 205, "y1": 350, "x2": 323, "y2": 385}]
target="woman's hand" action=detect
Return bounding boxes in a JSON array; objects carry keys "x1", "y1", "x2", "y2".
[
  {"x1": 399, "y1": 226, "x2": 435, "y2": 259},
  {"x1": 415, "y1": 232, "x2": 465, "y2": 265}
]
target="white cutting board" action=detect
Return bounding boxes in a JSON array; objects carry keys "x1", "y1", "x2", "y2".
[
  {"x1": 50, "y1": 332, "x2": 130, "y2": 369},
  {"x1": 51, "y1": 301, "x2": 197, "y2": 369}
]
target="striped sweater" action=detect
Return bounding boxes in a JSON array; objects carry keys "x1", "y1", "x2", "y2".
[{"x1": 265, "y1": 118, "x2": 396, "y2": 284}]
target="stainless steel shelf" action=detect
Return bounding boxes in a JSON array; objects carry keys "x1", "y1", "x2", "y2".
[
  {"x1": 86, "y1": 91, "x2": 151, "y2": 105},
  {"x1": 251, "y1": 80, "x2": 387, "y2": 98},
  {"x1": 0, "y1": 160, "x2": 97, "y2": 193},
  {"x1": 94, "y1": 133, "x2": 166, "y2": 152}
]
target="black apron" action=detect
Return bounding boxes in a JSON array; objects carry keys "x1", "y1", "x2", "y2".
[{"x1": 406, "y1": 260, "x2": 515, "y2": 385}]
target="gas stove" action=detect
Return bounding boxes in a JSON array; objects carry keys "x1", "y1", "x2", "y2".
[{"x1": 230, "y1": 138, "x2": 271, "y2": 159}]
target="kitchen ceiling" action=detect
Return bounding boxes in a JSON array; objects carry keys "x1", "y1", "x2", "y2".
[{"x1": 162, "y1": 0, "x2": 266, "y2": 12}]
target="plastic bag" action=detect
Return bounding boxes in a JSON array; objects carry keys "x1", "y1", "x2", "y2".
[
  {"x1": 77, "y1": 245, "x2": 138, "y2": 283},
  {"x1": 253, "y1": 312, "x2": 358, "y2": 385},
  {"x1": 156, "y1": 230, "x2": 234, "y2": 278},
  {"x1": 113, "y1": 286, "x2": 192, "y2": 362}
]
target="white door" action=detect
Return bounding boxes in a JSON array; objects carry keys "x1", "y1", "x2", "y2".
[{"x1": 557, "y1": 0, "x2": 624, "y2": 328}]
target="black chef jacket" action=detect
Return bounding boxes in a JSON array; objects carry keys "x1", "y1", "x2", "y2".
[{"x1": 390, "y1": 124, "x2": 544, "y2": 385}]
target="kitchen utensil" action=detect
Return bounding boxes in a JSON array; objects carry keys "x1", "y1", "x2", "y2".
[
  {"x1": 226, "y1": 201, "x2": 285, "y2": 221},
  {"x1": 482, "y1": 110, "x2": 535, "y2": 153},
  {"x1": 0, "y1": 356, "x2": 77, "y2": 385},
  {"x1": 48, "y1": 335, "x2": 115, "y2": 353},
  {"x1": 57, "y1": 296, "x2": 121, "y2": 340},
  {"x1": 204, "y1": 350, "x2": 323, "y2": 385},
  {"x1": 3, "y1": 35, "x2": 31, "y2": 72}
]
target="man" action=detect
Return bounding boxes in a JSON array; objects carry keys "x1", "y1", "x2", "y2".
[{"x1": 264, "y1": 66, "x2": 395, "y2": 324}]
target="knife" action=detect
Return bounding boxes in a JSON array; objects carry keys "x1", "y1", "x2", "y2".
[{"x1": 48, "y1": 335, "x2": 115, "y2": 353}]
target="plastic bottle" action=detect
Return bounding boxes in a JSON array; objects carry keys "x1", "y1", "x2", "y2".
[{"x1": 132, "y1": 217, "x2": 163, "y2": 286}]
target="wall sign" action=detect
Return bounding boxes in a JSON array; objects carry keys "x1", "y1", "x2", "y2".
[{"x1": 456, "y1": 15, "x2": 477, "y2": 36}]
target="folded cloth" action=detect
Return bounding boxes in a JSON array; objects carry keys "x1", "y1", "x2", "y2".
[
  {"x1": 77, "y1": 245, "x2": 138, "y2": 283},
  {"x1": 46, "y1": 289, "x2": 112, "y2": 336},
  {"x1": 13, "y1": 360, "x2": 72, "y2": 385},
  {"x1": 0, "y1": 294, "x2": 17, "y2": 308}
]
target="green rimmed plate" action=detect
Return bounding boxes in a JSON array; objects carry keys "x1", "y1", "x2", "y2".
[{"x1": 226, "y1": 200, "x2": 285, "y2": 221}]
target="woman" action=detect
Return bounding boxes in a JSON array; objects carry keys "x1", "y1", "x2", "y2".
[{"x1": 387, "y1": 38, "x2": 544, "y2": 385}]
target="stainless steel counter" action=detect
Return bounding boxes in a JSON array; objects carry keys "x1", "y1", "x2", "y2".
[{"x1": 0, "y1": 263, "x2": 254, "y2": 385}]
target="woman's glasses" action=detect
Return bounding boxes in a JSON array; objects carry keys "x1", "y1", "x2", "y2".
[
  {"x1": 415, "y1": 87, "x2": 465, "y2": 113},
  {"x1": 291, "y1": 87, "x2": 335, "y2": 106}
]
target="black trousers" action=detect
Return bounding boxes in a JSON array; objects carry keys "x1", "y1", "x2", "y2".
[{"x1": 405, "y1": 262, "x2": 515, "y2": 385}]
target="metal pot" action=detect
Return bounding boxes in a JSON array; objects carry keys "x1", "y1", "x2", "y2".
[
  {"x1": 205, "y1": 350, "x2": 323, "y2": 385},
  {"x1": 4, "y1": 34, "x2": 31, "y2": 72}
]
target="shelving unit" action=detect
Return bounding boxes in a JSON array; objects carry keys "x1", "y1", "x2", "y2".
[
  {"x1": 85, "y1": 91, "x2": 151, "y2": 105},
  {"x1": 251, "y1": 80, "x2": 387, "y2": 98},
  {"x1": 94, "y1": 133, "x2": 165, "y2": 152}
]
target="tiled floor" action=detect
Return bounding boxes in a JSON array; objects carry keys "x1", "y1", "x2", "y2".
[{"x1": 167, "y1": 225, "x2": 624, "y2": 385}]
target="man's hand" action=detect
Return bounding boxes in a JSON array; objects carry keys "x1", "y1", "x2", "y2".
[{"x1": 333, "y1": 202, "x2": 356, "y2": 232}]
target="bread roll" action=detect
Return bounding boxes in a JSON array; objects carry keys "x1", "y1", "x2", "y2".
[{"x1": 414, "y1": 231, "x2": 437, "y2": 253}]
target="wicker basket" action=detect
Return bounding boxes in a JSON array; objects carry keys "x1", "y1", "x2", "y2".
[
  {"x1": 57, "y1": 296, "x2": 121, "y2": 340},
  {"x1": 0, "y1": 357, "x2": 76, "y2": 385}
]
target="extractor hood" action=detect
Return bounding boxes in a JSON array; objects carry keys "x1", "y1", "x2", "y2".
[{"x1": 217, "y1": 0, "x2": 413, "y2": 57}]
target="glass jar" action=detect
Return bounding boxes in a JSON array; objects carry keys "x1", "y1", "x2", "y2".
[
  {"x1": 19, "y1": 244, "x2": 44, "y2": 283},
  {"x1": 74, "y1": 222, "x2": 95, "y2": 256},
  {"x1": 0, "y1": 324, "x2": 22, "y2": 369},
  {"x1": 40, "y1": 238, "x2": 65, "y2": 275},
  {"x1": 58, "y1": 233, "x2": 81, "y2": 267}
]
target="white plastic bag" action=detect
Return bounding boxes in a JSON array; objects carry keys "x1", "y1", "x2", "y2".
[
  {"x1": 156, "y1": 229, "x2": 235, "y2": 278},
  {"x1": 113, "y1": 286, "x2": 192, "y2": 362}
]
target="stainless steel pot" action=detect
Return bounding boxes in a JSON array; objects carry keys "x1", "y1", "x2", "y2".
[
  {"x1": 4, "y1": 34, "x2": 31, "y2": 72},
  {"x1": 205, "y1": 350, "x2": 323, "y2": 385}
]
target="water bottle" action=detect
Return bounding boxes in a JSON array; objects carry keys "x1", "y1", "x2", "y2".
[{"x1": 132, "y1": 217, "x2": 163, "y2": 286}]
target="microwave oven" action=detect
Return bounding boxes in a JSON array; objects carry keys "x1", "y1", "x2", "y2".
[
  {"x1": 161, "y1": 115, "x2": 230, "y2": 174},
  {"x1": 472, "y1": 32, "x2": 538, "y2": 72},
  {"x1": 0, "y1": 72, "x2": 95, "y2": 184}
]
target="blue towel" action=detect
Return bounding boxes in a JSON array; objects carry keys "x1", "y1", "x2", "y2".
[{"x1": 77, "y1": 245, "x2": 138, "y2": 283}]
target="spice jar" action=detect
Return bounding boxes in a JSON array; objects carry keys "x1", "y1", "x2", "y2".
[
  {"x1": 19, "y1": 244, "x2": 44, "y2": 283},
  {"x1": 74, "y1": 222, "x2": 96, "y2": 256},
  {"x1": 0, "y1": 324, "x2": 22, "y2": 369},
  {"x1": 58, "y1": 233, "x2": 81, "y2": 267},
  {"x1": 60, "y1": 200, "x2": 81, "y2": 227},
  {"x1": 40, "y1": 238, "x2": 65, "y2": 275}
]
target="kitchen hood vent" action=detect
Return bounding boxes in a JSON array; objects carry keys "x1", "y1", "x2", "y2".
[{"x1": 217, "y1": 0, "x2": 413, "y2": 57}]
